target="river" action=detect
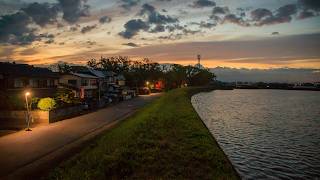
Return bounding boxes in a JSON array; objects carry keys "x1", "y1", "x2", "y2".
[{"x1": 192, "y1": 89, "x2": 320, "y2": 179}]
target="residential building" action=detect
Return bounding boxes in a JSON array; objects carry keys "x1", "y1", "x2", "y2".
[
  {"x1": 0, "y1": 62, "x2": 59, "y2": 97},
  {"x1": 116, "y1": 74, "x2": 126, "y2": 86},
  {"x1": 59, "y1": 73, "x2": 98, "y2": 98}
]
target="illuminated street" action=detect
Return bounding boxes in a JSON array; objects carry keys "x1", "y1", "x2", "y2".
[{"x1": 0, "y1": 93, "x2": 161, "y2": 179}]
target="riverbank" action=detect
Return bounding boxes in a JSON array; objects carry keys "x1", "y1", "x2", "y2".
[{"x1": 46, "y1": 87, "x2": 239, "y2": 179}]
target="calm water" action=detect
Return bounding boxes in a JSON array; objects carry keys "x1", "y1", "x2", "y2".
[{"x1": 192, "y1": 89, "x2": 320, "y2": 179}]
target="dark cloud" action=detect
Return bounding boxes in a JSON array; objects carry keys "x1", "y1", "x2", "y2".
[
  {"x1": 139, "y1": 3, "x2": 178, "y2": 25},
  {"x1": 190, "y1": 0, "x2": 216, "y2": 8},
  {"x1": 39, "y1": 33, "x2": 55, "y2": 39},
  {"x1": 99, "y1": 15, "x2": 112, "y2": 24},
  {"x1": 58, "y1": 0, "x2": 90, "y2": 23},
  {"x1": 298, "y1": 10, "x2": 316, "y2": 19},
  {"x1": 122, "y1": 42, "x2": 139, "y2": 47},
  {"x1": 272, "y1": 32, "x2": 280, "y2": 35},
  {"x1": 250, "y1": 8, "x2": 272, "y2": 21},
  {"x1": 45, "y1": 39, "x2": 54, "y2": 44},
  {"x1": 22, "y1": 2, "x2": 59, "y2": 27},
  {"x1": 164, "y1": 23, "x2": 201, "y2": 37},
  {"x1": 119, "y1": 19, "x2": 149, "y2": 39},
  {"x1": 222, "y1": 14, "x2": 250, "y2": 27},
  {"x1": 298, "y1": 0, "x2": 320, "y2": 11},
  {"x1": 212, "y1": 6, "x2": 229, "y2": 15},
  {"x1": 119, "y1": 3, "x2": 179, "y2": 38},
  {"x1": 120, "y1": 0, "x2": 140, "y2": 10},
  {"x1": 209, "y1": 6, "x2": 229, "y2": 22},
  {"x1": 0, "y1": 0, "x2": 91, "y2": 45},
  {"x1": 149, "y1": 25, "x2": 166, "y2": 33},
  {"x1": 191, "y1": 21, "x2": 216, "y2": 29},
  {"x1": 81, "y1": 24, "x2": 97, "y2": 33},
  {"x1": 158, "y1": 33, "x2": 183, "y2": 40},
  {"x1": 253, "y1": 4, "x2": 297, "y2": 26},
  {"x1": 182, "y1": 28, "x2": 200, "y2": 35},
  {"x1": 0, "y1": 0, "x2": 26, "y2": 15},
  {"x1": 0, "y1": 11, "x2": 36, "y2": 45}
]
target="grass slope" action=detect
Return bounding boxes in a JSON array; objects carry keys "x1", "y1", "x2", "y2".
[{"x1": 47, "y1": 88, "x2": 239, "y2": 179}]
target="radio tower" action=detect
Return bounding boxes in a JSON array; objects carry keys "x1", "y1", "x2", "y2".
[{"x1": 197, "y1": 54, "x2": 201, "y2": 68}]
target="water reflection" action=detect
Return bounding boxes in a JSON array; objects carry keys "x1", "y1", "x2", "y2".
[{"x1": 192, "y1": 89, "x2": 320, "y2": 179}]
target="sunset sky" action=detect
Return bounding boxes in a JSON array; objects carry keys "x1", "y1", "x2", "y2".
[{"x1": 0, "y1": 0, "x2": 320, "y2": 69}]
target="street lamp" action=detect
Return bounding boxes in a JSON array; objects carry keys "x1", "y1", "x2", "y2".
[{"x1": 25, "y1": 92, "x2": 32, "y2": 131}]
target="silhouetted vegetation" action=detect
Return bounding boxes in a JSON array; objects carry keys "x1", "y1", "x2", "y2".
[{"x1": 86, "y1": 56, "x2": 216, "y2": 89}]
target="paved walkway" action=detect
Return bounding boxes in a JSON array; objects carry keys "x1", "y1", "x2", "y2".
[{"x1": 0, "y1": 94, "x2": 161, "y2": 179}]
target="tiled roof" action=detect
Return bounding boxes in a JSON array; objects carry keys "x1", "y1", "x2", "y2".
[
  {"x1": 0, "y1": 62, "x2": 58, "y2": 78},
  {"x1": 70, "y1": 72, "x2": 98, "y2": 79},
  {"x1": 88, "y1": 68, "x2": 105, "y2": 78}
]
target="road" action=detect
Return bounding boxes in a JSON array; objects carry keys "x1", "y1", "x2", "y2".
[{"x1": 0, "y1": 94, "x2": 161, "y2": 179}]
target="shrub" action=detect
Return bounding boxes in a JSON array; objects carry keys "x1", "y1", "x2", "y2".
[
  {"x1": 55, "y1": 88, "x2": 80, "y2": 107},
  {"x1": 31, "y1": 97, "x2": 40, "y2": 110},
  {"x1": 37, "y1": 97, "x2": 56, "y2": 111}
]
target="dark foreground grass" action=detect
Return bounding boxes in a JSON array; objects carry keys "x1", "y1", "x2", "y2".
[{"x1": 47, "y1": 87, "x2": 239, "y2": 179}]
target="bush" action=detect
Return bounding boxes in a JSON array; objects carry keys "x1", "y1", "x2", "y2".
[
  {"x1": 55, "y1": 89, "x2": 80, "y2": 108},
  {"x1": 37, "y1": 98, "x2": 56, "y2": 111},
  {"x1": 31, "y1": 97, "x2": 40, "y2": 110}
]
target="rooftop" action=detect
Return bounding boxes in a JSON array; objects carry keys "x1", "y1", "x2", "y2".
[{"x1": 0, "y1": 62, "x2": 58, "y2": 78}]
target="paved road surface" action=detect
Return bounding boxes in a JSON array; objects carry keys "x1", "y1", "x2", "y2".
[{"x1": 0, "y1": 94, "x2": 161, "y2": 179}]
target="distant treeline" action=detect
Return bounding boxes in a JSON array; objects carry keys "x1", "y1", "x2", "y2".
[{"x1": 57, "y1": 56, "x2": 216, "y2": 89}]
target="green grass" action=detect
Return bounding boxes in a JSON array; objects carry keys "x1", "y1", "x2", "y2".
[{"x1": 47, "y1": 87, "x2": 239, "y2": 179}]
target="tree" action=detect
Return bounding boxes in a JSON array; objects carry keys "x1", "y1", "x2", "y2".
[
  {"x1": 87, "y1": 58, "x2": 99, "y2": 69},
  {"x1": 57, "y1": 62, "x2": 72, "y2": 73},
  {"x1": 85, "y1": 56, "x2": 216, "y2": 90}
]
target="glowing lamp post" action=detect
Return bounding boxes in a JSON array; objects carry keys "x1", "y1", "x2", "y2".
[{"x1": 25, "y1": 92, "x2": 32, "y2": 131}]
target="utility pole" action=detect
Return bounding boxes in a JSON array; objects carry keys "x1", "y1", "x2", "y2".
[{"x1": 197, "y1": 54, "x2": 201, "y2": 68}]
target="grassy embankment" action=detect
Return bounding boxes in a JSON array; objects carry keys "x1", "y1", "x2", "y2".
[{"x1": 47, "y1": 87, "x2": 239, "y2": 179}]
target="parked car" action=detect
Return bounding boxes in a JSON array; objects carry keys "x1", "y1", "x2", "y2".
[{"x1": 138, "y1": 87, "x2": 150, "y2": 95}]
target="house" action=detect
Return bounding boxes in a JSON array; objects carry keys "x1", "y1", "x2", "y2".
[
  {"x1": 103, "y1": 71, "x2": 117, "y2": 86},
  {"x1": 70, "y1": 66, "x2": 117, "y2": 93},
  {"x1": 59, "y1": 73, "x2": 98, "y2": 98},
  {"x1": 0, "y1": 62, "x2": 59, "y2": 97},
  {"x1": 116, "y1": 74, "x2": 126, "y2": 86},
  {"x1": 67, "y1": 66, "x2": 131, "y2": 101}
]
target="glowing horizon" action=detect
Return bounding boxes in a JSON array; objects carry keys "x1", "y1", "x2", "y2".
[{"x1": 0, "y1": 0, "x2": 320, "y2": 69}]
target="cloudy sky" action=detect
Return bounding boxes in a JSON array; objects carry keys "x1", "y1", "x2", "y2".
[{"x1": 0, "y1": 0, "x2": 320, "y2": 69}]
